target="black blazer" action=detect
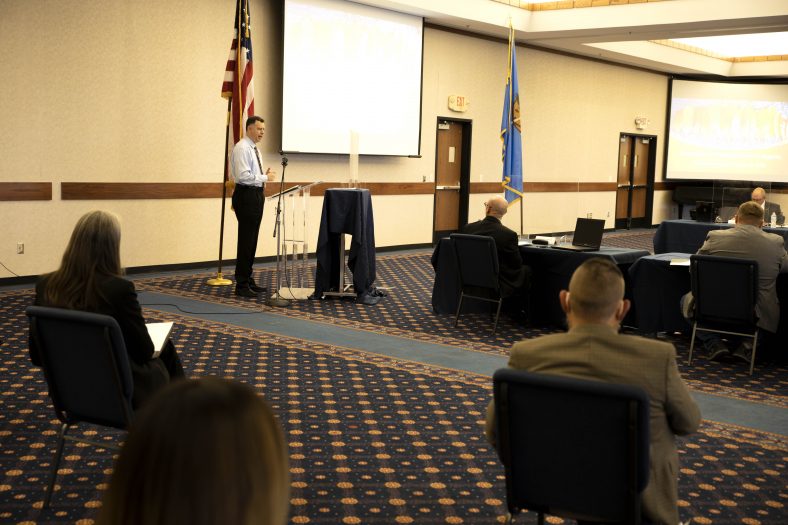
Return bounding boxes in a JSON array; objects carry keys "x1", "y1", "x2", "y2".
[
  {"x1": 460, "y1": 216, "x2": 527, "y2": 294},
  {"x1": 764, "y1": 201, "x2": 785, "y2": 226},
  {"x1": 32, "y1": 275, "x2": 169, "y2": 408}
]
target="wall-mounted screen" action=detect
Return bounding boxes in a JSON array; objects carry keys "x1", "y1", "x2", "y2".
[
  {"x1": 665, "y1": 79, "x2": 788, "y2": 183},
  {"x1": 282, "y1": 0, "x2": 423, "y2": 156}
]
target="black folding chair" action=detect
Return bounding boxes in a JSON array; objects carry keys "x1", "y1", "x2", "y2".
[
  {"x1": 688, "y1": 254, "x2": 759, "y2": 375},
  {"x1": 26, "y1": 306, "x2": 135, "y2": 509},
  {"x1": 450, "y1": 233, "x2": 504, "y2": 334},
  {"x1": 493, "y1": 368, "x2": 650, "y2": 525}
]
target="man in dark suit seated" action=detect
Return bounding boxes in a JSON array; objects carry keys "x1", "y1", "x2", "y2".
[
  {"x1": 461, "y1": 195, "x2": 531, "y2": 318},
  {"x1": 486, "y1": 259, "x2": 701, "y2": 525},
  {"x1": 752, "y1": 186, "x2": 785, "y2": 226}
]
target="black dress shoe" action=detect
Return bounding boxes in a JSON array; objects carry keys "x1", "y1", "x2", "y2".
[
  {"x1": 235, "y1": 286, "x2": 259, "y2": 298},
  {"x1": 732, "y1": 341, "x2": 753, "y2": 363},
  {"x1": 705, "y1": 340, "x2": 730, "y2": 361},
  {"x1": 249, "y1": 283, "x2": 267, "y2": 293}
]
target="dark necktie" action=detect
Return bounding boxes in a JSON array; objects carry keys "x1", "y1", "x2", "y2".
[{"x1": 252, "y1": 144, "x2": 264, "y2": 182}]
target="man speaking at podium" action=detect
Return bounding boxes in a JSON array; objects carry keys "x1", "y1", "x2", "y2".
[{"x1": 231, "y1": 116, "x2": 277, "y2": 298}]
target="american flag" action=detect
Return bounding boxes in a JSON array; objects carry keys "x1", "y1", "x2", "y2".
[{"x1": 222, "y1": 0, "x2": 255, "y2": 163}]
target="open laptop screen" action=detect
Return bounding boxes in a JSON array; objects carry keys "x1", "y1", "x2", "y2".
[{"x1": 573, "y1": 218, "x2": 605, "y2": 248}]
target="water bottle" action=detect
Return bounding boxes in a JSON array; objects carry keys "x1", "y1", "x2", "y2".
[{"x1": 771, "y1": 212, "x2": 777, "y2": 226}]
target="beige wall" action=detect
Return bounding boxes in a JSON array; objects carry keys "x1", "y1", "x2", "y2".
[{"x1": 0, "y1": 0, "x2": 672, "y2": 278}]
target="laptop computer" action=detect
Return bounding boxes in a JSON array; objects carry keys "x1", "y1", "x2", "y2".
[{"x1": 553, "y1": 218, "x2": 605, "y2": 252}]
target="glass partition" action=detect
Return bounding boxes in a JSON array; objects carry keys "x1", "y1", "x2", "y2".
[{"x1": 710, "y1": 181, "x2": 775, "y2": 224}]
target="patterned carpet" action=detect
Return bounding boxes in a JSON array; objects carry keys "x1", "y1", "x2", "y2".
[
  {"x1": 136, "y1": 251, "x2": 787, "y2": 408},
  {"x1": 1, "y1": 289, "x2": 786, "y2": 524}
]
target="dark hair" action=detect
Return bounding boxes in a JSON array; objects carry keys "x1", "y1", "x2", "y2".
[
  {"x1": 98, "y1": 377, "x2": 290, "y2": 525},
  {"x1": 246, "y1": 115, "x2": 265, "y2": 129},
  {"x1": 40, "y1": 210, "x2": 122, "y2": 310}
]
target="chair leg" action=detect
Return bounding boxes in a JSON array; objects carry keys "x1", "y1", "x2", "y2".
[
  {"x1": 688, "y1": 321, "x2": 698, "y2": 365},
  {"x1": 537, "y1": 512, "x2": 545, "y2": 525},
  {"x1": 43, "y1": 422, "x2": 69, "y2": 509},
  {"x1": 492, "y1": 299, "x2": 502, "y2": 335},
  {"x1": 749, "y1": 331, "x2": 758, "y2": 376},
  {"x1": 504, "y1": 512, "x2": 513, "y2": 525},
  {"x1": 454, "y1": 293, "x2": 465, "y2": 328}
]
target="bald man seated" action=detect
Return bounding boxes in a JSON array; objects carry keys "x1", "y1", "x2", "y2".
[
  {"x1": 460, "y1": 195, "x2": 531, "y2": 317},
  {"x1": 751, "y1": 186, "x2": 784, "y2": 226},
  {"x1": 486, "y1": 258, "x2": 701, "y2": 525}
]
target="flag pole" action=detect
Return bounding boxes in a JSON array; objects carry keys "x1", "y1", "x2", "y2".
[
  {"x1": 206, "y1": 97, "x2": 234, "y2": 286},
  {"x1": 520, "y1": 197, "x2": 523, "y2": 236}
]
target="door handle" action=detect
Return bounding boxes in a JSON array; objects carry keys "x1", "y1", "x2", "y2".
[
  {"x1": 617, "y1": 184, "x2": 631, "y2": 189},
  {"x1": 632, "y1": 184, "x2": 647, "y2": 189},
  {"x1": 436, "y1": 185, "x2": 460, "y2": 190}
]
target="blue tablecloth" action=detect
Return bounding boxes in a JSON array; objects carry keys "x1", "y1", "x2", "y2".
[
  {"x1": 629, "y1": 251, "x2": 788, "y2": 338},
  {"x1": 628, "y1": 253, "x2": 692, "y2": 334},
  {"x1": 314, "y1": 188, "x2": 376, "y2": 298},
  {"x1": 519, "y1": 245, "x2": 650, "y2": 327},
  {"x1": 653, "y1": 220, "x2": 788, "y2": 254}
]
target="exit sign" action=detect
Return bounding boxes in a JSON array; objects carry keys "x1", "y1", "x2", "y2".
[{"x1": 448, "y1": 95, "x2": 468, "y2": 112}]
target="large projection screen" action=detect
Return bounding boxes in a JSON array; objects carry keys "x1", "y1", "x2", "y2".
[
  {"x1": 665, "y1": 79, "x2": 788, "y2": 183},
  {"x1": 282, "y1": 0, "x2": 423, "y2": 156}
]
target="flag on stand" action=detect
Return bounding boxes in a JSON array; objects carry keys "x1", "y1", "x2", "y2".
[
  {"x1": 221, "y1": 0, "x2": 255, "y2": 178},
  {"x1": 501, "y1": 24, "x2": 523, "y2": 205}
]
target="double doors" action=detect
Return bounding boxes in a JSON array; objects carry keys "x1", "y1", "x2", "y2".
[{"x1": 616, "y1": 134, "x2": 655, "y2": 229}]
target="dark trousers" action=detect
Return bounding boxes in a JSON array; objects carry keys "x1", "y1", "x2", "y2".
[
  {"x1": 131, "y1": 340, "x2": 184, "y2": 409},
  {"x1": 232, "y1": 185, "x2": 264, "y2": 288},
  {"x1": 160, "y1": 339, "x2": 185, "y2": 378}
]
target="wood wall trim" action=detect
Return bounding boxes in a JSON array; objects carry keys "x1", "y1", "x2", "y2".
[
  {"x1": 0, "y1": 183, "x2": 52, "y2": 201},
  {"x1": 655, "y1": 181, "x2": 677, "y2": 191},
  {"x1": 60, "y1": 181, "x2": 634, "y2": 199},
  {"x1": 61, "y1": 183, "x2": 225, "y2": 200},
  {"x1": 471, "y1": 182, "x2": 617, "y2": 193},
  {"x1": 60, "y1": 182, "x2": 436, "y2": 200}
]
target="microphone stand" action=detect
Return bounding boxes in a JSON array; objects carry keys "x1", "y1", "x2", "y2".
[{"x1": 266, "y1": 153, "x2": 291, "y2": 308}]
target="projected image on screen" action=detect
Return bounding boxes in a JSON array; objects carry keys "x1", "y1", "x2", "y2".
[
  {"x1": 282, "y1": 0, "x2": 423, "y2": 156},
  {"x1": 666, "y1": 80, "x2": 788, "y2": 183}
]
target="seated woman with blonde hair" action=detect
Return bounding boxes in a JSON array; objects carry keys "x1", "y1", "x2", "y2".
[
  {"x1": 97, "y1": 377, "x2": 290, "y2": 525},
  {"x1": 32, "y1": 210, "x2": 184, "y2": 408}
]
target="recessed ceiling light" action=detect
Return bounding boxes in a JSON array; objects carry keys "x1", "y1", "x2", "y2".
[{"x1": 671, "y1": 32, "x2": 788, "y2": 58}]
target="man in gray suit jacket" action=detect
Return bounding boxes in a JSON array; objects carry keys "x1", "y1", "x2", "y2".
[
  {"x1": 683, "y1": 201, "x2": 788, "y2": 360},
  {"x1": 486, "y1": 258, "x2": 700, "y2": 525}
]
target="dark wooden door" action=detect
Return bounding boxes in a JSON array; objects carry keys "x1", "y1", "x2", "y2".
[
  {"x1": 615, "y1": 134, "x2": 655, "y2": 229},
  {"x1": 434, "y1": 119, "x2": 471, "y2": 242}
]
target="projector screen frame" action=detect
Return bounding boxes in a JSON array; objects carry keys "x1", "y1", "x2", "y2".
[
  {"x1": 663, "y1": 75, "x2": 788, "y2": 187},
  {"x1": 279, "y1": 0, "x2": 425, "y2": 157}
]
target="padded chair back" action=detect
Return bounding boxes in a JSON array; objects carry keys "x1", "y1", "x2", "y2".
[
  {"x1": 690, "y1": 254, "x2": 758, "y2": 327},
  {"x1": 450, "y1": 233, "x2": 500, "y2": 291},
  {"x1": 26, "y1": 306, "x2": 134, "y2": 429},
  {"x1": 493, "y1": 368, "x2": 649, "y2": 524}
]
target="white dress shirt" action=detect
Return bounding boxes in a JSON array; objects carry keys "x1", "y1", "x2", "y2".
[{"x1": 231, "y1": 137, "x2": 269, "y2": 187}]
